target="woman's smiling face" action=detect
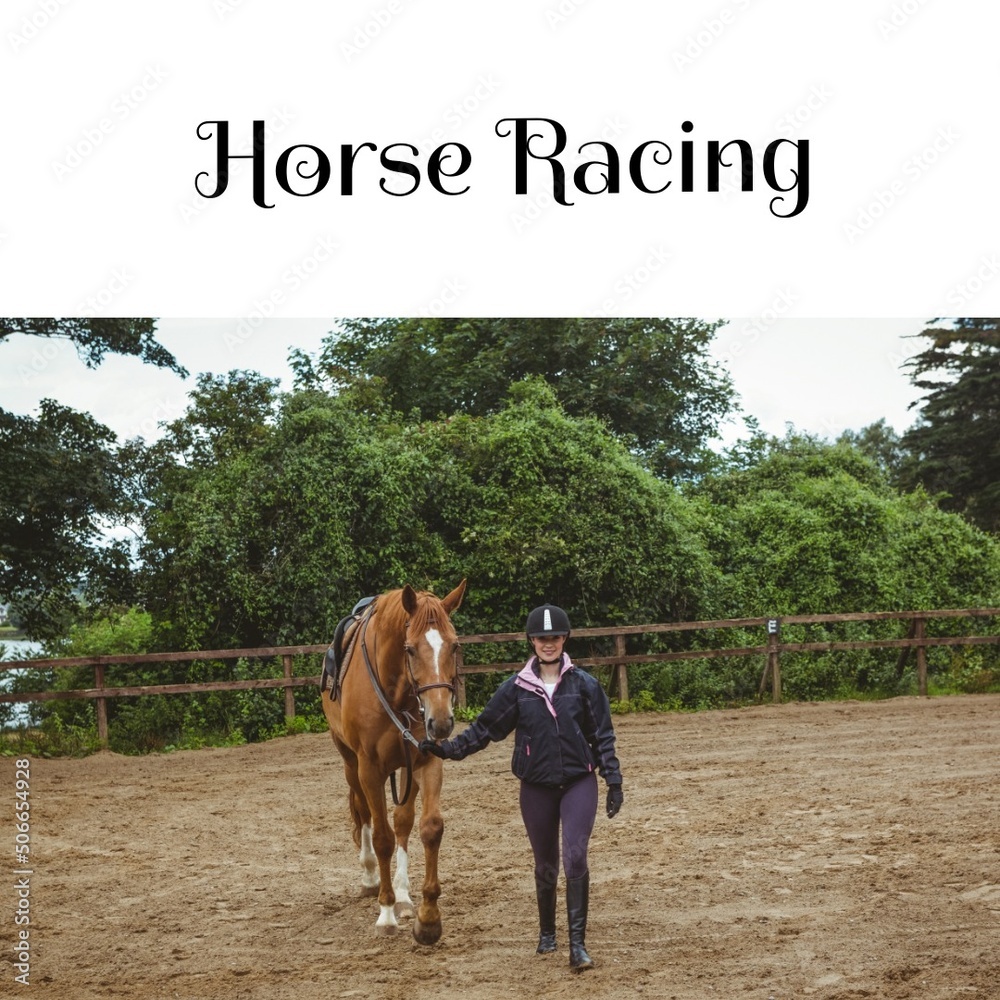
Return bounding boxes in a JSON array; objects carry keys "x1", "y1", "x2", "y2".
[{"x1": 531, "y1": 633, "x2": 566, "y2": 664}]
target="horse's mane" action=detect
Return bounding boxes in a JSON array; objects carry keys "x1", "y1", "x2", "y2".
[{"x1": 378, "y1": 587, "x2": 457, "y2": 640}]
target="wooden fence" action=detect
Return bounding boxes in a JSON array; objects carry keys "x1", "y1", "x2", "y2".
[{"x1": 1, "y1": 608, "x2": 998, "y2": 747}]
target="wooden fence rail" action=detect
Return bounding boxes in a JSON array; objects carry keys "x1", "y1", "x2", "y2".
[{"x1": 2, "y1": 608, "x2": 998, "y2": 747}]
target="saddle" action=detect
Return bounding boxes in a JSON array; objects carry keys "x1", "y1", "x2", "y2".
[{"x1": 321, "y1": 596, "x2": 376, "y2": 700}]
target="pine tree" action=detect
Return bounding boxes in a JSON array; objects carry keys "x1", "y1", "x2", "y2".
[{"x1": 900, "y1": 318, "x2": 1000, "y2": 532}]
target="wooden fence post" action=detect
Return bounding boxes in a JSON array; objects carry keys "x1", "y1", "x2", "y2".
[
  {"x1": 614, "y1": 634, "x2": 629, "y2": 704},
  {"x1": 282, "y1": 655, "x2": 295, "y2": 721},
  {"x1": 767, "y1": 619, "x2": 781, "y2": 703},
  {"x1": 456, "y1": 645, "x2": 466, "y2": 708},
  {"x1": 94, "y1": 663, "x2": 109, "y2": 748},
  {"x1": 915, "y1": 616, "x2": 928, "y2": 696}
]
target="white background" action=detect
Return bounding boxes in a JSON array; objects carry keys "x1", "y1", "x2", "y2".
[
  {"x1": 2, "y1": 0, "x2": 997, "y2": 317},
  {"x1": 1, "y1": 1, "x2": 996, "y2": 444}
]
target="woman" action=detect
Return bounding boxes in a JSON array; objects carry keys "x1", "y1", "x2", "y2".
[{"x1": 420, "y1": 603, "x2": 624, "y2": 971}]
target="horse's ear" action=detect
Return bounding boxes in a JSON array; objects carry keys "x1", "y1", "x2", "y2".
[
  {"x1": 441, "y1": 578, "x2": 467, "y2": 614},
  {"x1": 402, "y1": 584, "x2": 419, "y2": 615}
]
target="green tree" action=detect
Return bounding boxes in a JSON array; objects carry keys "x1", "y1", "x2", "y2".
[
  {"x1": 837, "y1": 419, "x2": 906, "y2": 482},
  {"x1": 134, "y1": 372, "x2": 446, "y2": 651},
  {"x1": 0, "y1": 317, "x2": 186, "y2": 374},
  {"x1": 693, "y1": 430, "x2": 1000, "y2": 698},
  {"x1": 899, "y1": 318, "x2": 1000, "y2": 531},
  {"x1": 291, "y1": 317, "x2": 735, "y2": 479},
  {"x1": 0, "y1": 319, "x2": 185, "y2": 639},
  {"x1": 0, "y1": 401, "x2": 132, "y2": 638},
  {"x1": 408, "y1": 377, "x2": 720, "y2": 636},
  {"x1": 137, "y1": 372, "x2": 723, "y2": 651},
  {"x1": 699, "y1": 430, "x2": 1000, "y2": 615}
]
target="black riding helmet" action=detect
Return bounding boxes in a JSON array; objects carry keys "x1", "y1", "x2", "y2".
[{"x1": 525, "y1": 604, "x2": 571, "y2": 638}]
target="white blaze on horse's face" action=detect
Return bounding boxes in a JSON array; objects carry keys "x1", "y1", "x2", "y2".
[
  {"x1": 408, "y1": 625, "x2": 457, "y2": 742},
  {"x1": 425, "y1": 628, "x2": 444, "y2": 675}
]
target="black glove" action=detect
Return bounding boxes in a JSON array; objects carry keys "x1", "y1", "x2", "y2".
[
  {"x1": 419, "y1": 739, "x2": 460, "y2": 760},
  {"x1": 606, "y1": 784, "x2": 623, "y2": 818}
]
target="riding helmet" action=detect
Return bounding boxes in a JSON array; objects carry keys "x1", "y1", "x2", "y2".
[{"x1": 525, "y1": 604, "x2": 571, "y2": 638}]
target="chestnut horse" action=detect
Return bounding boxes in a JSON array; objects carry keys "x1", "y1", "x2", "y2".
[{"x1": 321, "y1": 580, "x2": 466, "y2": 943}]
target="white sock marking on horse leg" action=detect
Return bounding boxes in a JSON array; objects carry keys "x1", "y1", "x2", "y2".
[
  {"x1": 360, "y1": 823, "x2": 379, "y2": 890},
  {"x1": 376, "y1": 903, "x2": 399, "y2": 932},
  {"x1": 425, "y1": 628, "x2": 443, "y2": 680},
  {"x1": 393, "y1": 845, "x2": 413, "y2": 908}
]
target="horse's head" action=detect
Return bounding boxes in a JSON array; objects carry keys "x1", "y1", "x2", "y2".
[{"x1": 402, "y1": 579, "x2": 467, "y2": 742}]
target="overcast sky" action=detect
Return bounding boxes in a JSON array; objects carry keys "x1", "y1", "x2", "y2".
[{"x1": 0, "y1": 318, "x2": 930, "y2": 447}]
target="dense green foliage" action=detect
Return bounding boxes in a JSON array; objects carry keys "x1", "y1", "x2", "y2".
[
  {"x1": 679, "y1": 433, "x2": 1000, "y2": 707},
  {"x1": 4, "y1": 317, "x2": 1000, "y2": 755},
  {"x1": 291, "y1": 317, "x2": 735, "y2": 478}
]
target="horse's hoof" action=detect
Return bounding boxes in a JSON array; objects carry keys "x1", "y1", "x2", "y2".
[
  {"x1": 374, "y1": 922, "x2": 398, "y2": 937},
  {"x1": 360, "y1": 883, "x2": 380, "y2": 898},
  {"x1": 394, "y1": 900, "x2": 415, "y2": 920},
  {"x1": 412, "y1": 918, "x2": 442, "y2": 946}
]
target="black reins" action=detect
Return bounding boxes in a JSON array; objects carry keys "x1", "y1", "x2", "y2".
[{"x1": 357, "y1": 599, "x2": 458, "y2": 806}]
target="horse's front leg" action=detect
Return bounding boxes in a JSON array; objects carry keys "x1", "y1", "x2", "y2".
[
  {"x1": 392, "y1": 775, "x2": 419, "y2": 920},
  {"x1": 413, "y1": 757, "x2": 445, "y2": 945},
  {"x1": 359, "y1": 758, "x2": 399, "y2": 936}
]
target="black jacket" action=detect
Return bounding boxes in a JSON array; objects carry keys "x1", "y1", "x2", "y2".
[{"x1": 443, "y1": 655, "x2": 622, "y2": 788}]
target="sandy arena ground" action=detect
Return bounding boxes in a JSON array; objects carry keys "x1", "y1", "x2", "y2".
[{"x1": 3, "y1": 694, "x2": 999, "y2": 999}]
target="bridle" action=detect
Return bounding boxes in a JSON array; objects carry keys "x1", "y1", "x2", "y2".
[
  {"x1": 403, "y1": 608, "x2": 460, "y2": 700},
  {"x1": 357, "y1": 598, "x2": 460, "y2": 806}
]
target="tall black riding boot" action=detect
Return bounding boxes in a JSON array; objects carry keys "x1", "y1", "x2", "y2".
[
  {"x1": 535, "y1": 876, "x2": 557, "y2": 954},
  {"x1": 566, "y1": 873, "x2": 594, "y2": 971}
]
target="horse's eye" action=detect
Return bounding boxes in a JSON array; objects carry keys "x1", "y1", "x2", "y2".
[{"x1": 404, "y1": 644, "x2": 416, "y2": 656}]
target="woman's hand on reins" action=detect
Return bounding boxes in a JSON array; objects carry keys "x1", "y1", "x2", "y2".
[{"x1": 420, "y1": 738, "x2": 457, "y2": 759}]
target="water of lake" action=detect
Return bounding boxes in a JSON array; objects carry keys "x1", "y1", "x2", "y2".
[
  {"x1": 0, "y1": 637, "x2": 42, "y2": 727},
  {"x1": 0, "y1": 637, "x2": 43, "y2": 660}
]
